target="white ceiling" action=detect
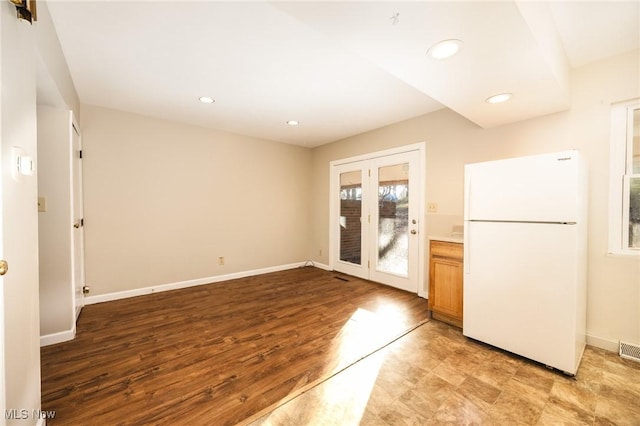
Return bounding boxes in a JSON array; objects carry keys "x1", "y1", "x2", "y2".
[{"x1": 45, "y1": 1, "x2": 640, "y2": 147}]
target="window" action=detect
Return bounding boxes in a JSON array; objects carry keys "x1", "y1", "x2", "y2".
[{"x1": 609, "y1": 99, "x2": 640, "y2": 254}]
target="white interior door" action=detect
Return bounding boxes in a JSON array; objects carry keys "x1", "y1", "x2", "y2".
[
  {"x1": 71, "y1": 121, "x2": 85, "y2": 319},
  {"x1": 331, "y1": 146, "x2": 424, "y2": 294},
  {"x1": 0, "y1": 142, "x2": 6, "y2": 426}
]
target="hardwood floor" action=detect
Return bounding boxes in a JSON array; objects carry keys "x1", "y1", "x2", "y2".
[{"x1": 40, "y1": 267, "x2": 429, "y2": 425}]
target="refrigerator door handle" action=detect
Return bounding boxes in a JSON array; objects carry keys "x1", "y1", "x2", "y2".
[{"x1": 464, "y1": 228, "x2": 470, "y2": 274}]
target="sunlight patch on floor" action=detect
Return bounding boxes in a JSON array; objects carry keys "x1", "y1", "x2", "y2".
[
  {"x1": 308, "y1": 307, "x2": 398, "y2": 424},
  {"x1": 248, "y1": 296, "x2": 427, "y2": 426}
]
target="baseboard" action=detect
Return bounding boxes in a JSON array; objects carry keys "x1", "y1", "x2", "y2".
[
  {"x1": 311, "y1": 261, "x2": 331, "y2": 271},
  {"x1": 586, "y1": 333, "x2": 619, "y2": 353},
  {"x1": 40, "y1": 325, "x2": 76, "y2": 347},
  {"x1": 84, "y1": 262, "x2": 312, "y2": 305}
]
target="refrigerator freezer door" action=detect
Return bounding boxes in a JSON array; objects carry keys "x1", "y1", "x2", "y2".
[
  {"x1": 464, "y1": 151, "x2": 580, "y2": 223},
  {"x1": 463, "y1": 221, "x2": 584, "y2": 374}
]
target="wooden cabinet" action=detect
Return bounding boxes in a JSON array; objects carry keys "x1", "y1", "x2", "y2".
[{"x1": 428, "y1": 240, "x2": 463, "y2": 328}]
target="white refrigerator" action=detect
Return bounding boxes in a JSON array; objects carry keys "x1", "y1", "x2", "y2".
[{"x1": 463, "y1": 150, "x2": 587, "y2": 375}]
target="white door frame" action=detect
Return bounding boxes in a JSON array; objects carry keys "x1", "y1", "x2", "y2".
[
  {"x1": 0, "y1": 12, "x2": 6, "y2": 420},
  {"x1": 71, "y1": 117, "x2": 85, "y2": 320},
  {"x1": 0, "y1": 121, "x2": 6, "y2": 426},
  {"x1": 329, "y1": 142, "x2": 426, "y2": 297}
]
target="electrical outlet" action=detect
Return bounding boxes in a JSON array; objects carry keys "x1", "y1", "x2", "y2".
[
  {"x1": 218, "y1": 256, "x2": 225, "y2": 266},
  {"x1": 427, "y1": 202, "x2": 438, "y2": 213}
]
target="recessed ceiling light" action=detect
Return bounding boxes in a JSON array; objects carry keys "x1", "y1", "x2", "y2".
[
  {"x1": 485, "y1": 93, "x2": 513, "y2": 104},
  {"x1": 199, "y1": 96, "x2": 215, "y2": 104},
  {"x1": 427, "y1": 39, "x2": 463, "y2": 60},
  {"x1": 287, "y1": 120, "x2": 299, "y2": 126}
]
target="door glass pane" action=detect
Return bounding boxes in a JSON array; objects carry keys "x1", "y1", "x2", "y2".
[
  {"x1": 340, "y1": 171, "x2": 362, "y2": 264},
  {"x1": 629, "y1": 177, "x2": 640, "y2": 248},
  {"x1": 628, "y1": 108, "x2": 639, "y2": 248},
  {"x1": 377, "y1": 163, "x2": 409, "y2": 276}
]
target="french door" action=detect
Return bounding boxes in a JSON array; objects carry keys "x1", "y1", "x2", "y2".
[{"x1": 330, "y1": 146, "x2": 424, "y2": 294}]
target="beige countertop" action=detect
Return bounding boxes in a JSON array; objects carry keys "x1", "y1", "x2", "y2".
[{"x1": 429, "y1": 235, "x2": 464, "y2": 244}]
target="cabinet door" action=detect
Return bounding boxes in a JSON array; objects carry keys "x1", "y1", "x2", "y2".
[{"x1": 430, "y1": 257, "x2": 463, "y2": 319}]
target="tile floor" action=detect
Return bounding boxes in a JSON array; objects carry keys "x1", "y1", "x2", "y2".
[{"x1": 251, "y1": 321, "x2": 640, "y2": 425}]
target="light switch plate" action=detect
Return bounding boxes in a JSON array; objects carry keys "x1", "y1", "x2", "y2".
[{"x1": 427, "y1": 202, "x2": 438, "y2": 213}]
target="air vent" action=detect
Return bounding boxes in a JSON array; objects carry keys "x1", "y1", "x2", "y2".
[
  {"x1": 334, "y1": 276, "x2": 349, "y2": 282},
  {"x1": 619, "y1": 341, "x2": 640, "y2": 362}
]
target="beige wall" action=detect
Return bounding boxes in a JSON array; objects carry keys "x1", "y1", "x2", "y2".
[
  {"x1": 310, "y1": 50, "x2": 640, "y2": 349},
  {"x1": 37, "y1": 106, "x2": 75, "y2": 338},
  {"x1": 81, "y1": 105, "x2": 312, "y2": 296},
  {"x1": 1, "y1": 0, "x2": 42, "y2": 421}
]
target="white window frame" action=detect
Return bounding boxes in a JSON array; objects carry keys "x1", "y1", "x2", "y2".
[{"x1": 608, "y1": 99, "x2": 640, "y2": 255}]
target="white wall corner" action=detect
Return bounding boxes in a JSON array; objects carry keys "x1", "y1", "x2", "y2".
[
  {"x1": 310, "y1": 262, "x2": 331, "y2": 271},
  {"x1": 515, "y1": 1, "x2": 571, "y2": 99},
  {"x1": 40, "y1": 326, "x2": 76, "y2": 347}
]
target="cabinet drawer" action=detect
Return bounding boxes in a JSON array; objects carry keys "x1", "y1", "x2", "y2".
[{"x1": 430, "y1": 240, "x2": 463, "y2": 259}]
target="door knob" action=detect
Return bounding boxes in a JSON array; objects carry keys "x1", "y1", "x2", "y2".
[
  {"x1": 74, "y1": 222, "x2": 80, "y2": 229},
  {"x1": 0, "y1": 260, "x2": 8, "y2": 276},
  {"x1": 410, "y1": 229, "x2": 417, "y2": 235}
]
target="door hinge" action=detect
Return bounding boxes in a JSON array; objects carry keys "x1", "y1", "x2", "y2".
[
  {"x1": 80, "y1": 218, "x2": 84, "y2": 227},
  {"x1": 367, "y1": 260, "x2": 370, "y2": 268},
  {"x1": 368, "y1": 214, "x2": 371, "y2": 223},
  {"x1": 368, "y1": 169, "x2": 371, "y2": 177},
  {"x1": 79, "y1": 150, "x2": 83, "y2": 159}
]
